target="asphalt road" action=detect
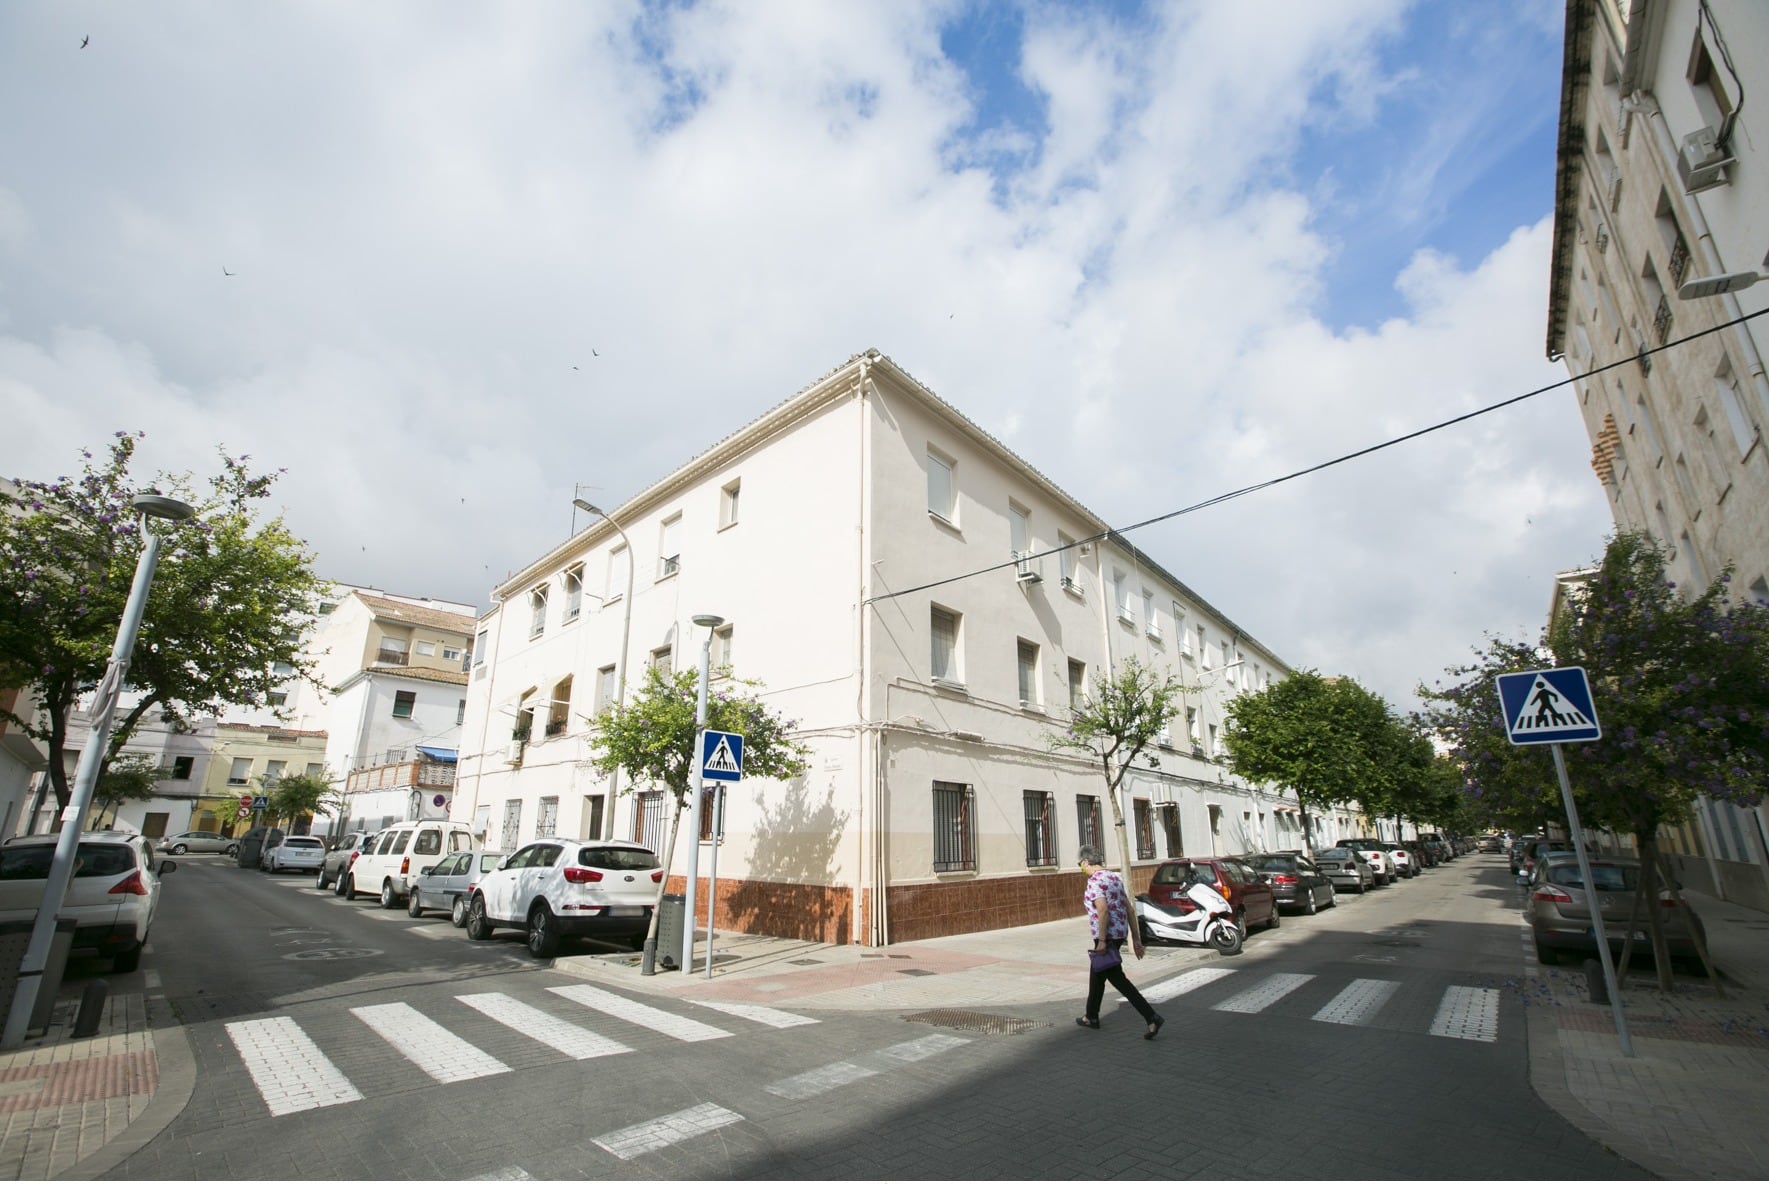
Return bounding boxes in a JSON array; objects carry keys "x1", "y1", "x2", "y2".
[{"x1": 97, "y1": 854, "x2": 1647, "y2": 1180}]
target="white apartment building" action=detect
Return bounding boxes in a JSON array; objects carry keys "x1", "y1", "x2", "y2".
[
  {"x1": 1547, "y1": 0, "x2": 1769, "y2": 908},
  {"x1": 455, "y1": 351, "x2": 1306, "y2": 945}
]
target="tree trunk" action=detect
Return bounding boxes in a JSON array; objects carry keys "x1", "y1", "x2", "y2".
[
  {"x1": 1099, "y1": 752, "x2": 1143, "y2": 956},
  {"x1": 640, "y1": 796, "x2": 688, "y2": 964},
  {"x1": 1300, "y1": 810, "x2": 1315, "y2": 853},
  {"x1": 1638, "y1": 831, "x2": 1677, "y2": 993}
]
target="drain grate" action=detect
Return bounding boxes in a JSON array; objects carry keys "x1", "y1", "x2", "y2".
[
  {"x1": 896, "y1": 968, "x2": 938, "y2": 977},
  {"x1": 904, "y1": 1009, "x2": 1051, "y2": 1036},
  {"x1": 788, "y1": 958, "x2": 824, "y2": 966}
]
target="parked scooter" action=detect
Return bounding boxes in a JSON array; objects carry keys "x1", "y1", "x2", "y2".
[{"x1": 1136, "y1": 881, "x2": 1243, "y2": 954}]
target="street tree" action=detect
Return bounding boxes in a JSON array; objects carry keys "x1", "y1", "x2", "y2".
[
  {"x1": 588, "y1": 663, "x2": 810, "y2": 958},
  {"x1": 1222, "y1": 670, "x2": 1397, "y2": 851},
  {"x1": 266, "y1": 769, "x2": 342, "y2": 834},
  {"x1": 91, "y1": 753, "x2": 164, "y2": 828},
  {"x1": 0, "y1": 433, "x2": 324, "y2": 814},
  {"x1": 1422, "y1": 531, "x2": 1769, "y2": 989},
  {"x1": 1048, "y1": 658, "x2": 1187, "y2": 895}
]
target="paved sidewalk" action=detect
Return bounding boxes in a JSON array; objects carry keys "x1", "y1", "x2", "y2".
[{"x1": 2, "y1": 873, "x2": 1766, "y2": 1179}]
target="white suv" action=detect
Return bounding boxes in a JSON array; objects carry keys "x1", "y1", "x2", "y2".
[
  {"x1": 345, "y1": 820, "x2": 475, "y2": 908},
  {"x1": 0, "y1": 832, "x2": 175, "y2": 972},
  {"x1": 465, "y1": 839, "x2": 661, "y2": 958}
]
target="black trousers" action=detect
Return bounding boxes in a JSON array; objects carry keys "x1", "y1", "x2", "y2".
[{"x1": 1084, "y1": 941, "x2": 1158, "y2": 1023}]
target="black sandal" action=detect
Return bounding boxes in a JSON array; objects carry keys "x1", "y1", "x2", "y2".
[
  {"x1": 1075, "y1": 1017, "x2": 1099, "y2": 1030},
  {"x1": 1144, "y1": 1015, "x2": 1165, "y2": 1040}
]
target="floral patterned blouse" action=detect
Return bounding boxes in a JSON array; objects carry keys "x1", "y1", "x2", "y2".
[{"x1": 1083, "y1": 868, "x2": 1131, "y2": 942}]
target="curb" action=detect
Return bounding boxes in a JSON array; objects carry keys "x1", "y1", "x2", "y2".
[{"x1": 57, "y1": 996, "x2": 195, "y2": 1182}]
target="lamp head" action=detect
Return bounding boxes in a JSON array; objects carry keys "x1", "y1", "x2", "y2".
[
  {"x1": 691, "y1": 614, "x2": 725, "y2": 629},
  {"x1": 572, "y1": 498, "x2": 602, "y2": 516},
  {"x1": 133, "y1": 494, "x2": 196, "y2": 521}
]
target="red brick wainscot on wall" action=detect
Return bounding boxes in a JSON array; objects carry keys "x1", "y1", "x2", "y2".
[{"x1": 883, "y1": 864, "x2": 1158, "y2": 943}]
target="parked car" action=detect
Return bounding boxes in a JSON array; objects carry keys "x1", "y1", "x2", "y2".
[
  {"x1": 466, "y1": 839, "x2": 663, "y2": 957},
  {"x1": 1339, "y1": 839, "x2": 1395, "y2": 885},
  {"x1": 1509, "y1": 834, "x2": 1543, "y2": 876},
  {"x1": 1384, "y1": 844, "x2": 1416, "y2": 879},
  {"x1": 1528, "y1": 852, "x2": 1706, "y2": 967},
  {"x1": 1245, "y1": 852, "x2": 1336, "y2": 915},
  {"x1": 162, "y1": 830, "x2": 239, "y2": 856},
  {"x1": 316, "y1": 831, "x2": 379, "y2": 892},
  {"x1": 262, "y1": 834, "x2": 326, "y2": 874},
  {"x1": 1142, "y1": 857, "x2": 1280, "y2": 933},
  {"x1": 408, "y1": 849, "x2": 506, "y2": 925},
  {"x1": 0, "y1": 832, "x2": 175, "y2": 972},
  {"x1": 1477, "y1": 833, "x2": 1506, "y2": 854},
  {"x1": 1402, "y1": 839, "x2": 1437, "y2": 870},
  {"x1": 1418, "y1": 832, "x2": 1454, "y2": 863},
  {"x1": 1517, "y1": 837, "x2": 1575, "y2": 882},
  {"x1": 1312, "y1": 847, "x2": 1373, "y2": 894},
  {"x1": 347, "y1": 820, "x2": 476, "y2": 907}
]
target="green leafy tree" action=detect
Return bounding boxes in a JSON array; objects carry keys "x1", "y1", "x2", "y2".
[
  {"x1": 1422, "y1": 532, "x2": 1769, "y2": 989},
  {"x1": 1048, "y1": 658, "x2": 1188, "y2": 888},
  {"x1": 1222, "y1": 671, "x2": 1398, "y2": 851},
  {"x1": 266, "y1": 769, "x2": 342, "y2": 834},
  {"x1": 0, "y1": 433, "x2": 323, "y2": 814},
  {"x1": 91, "y1": 752, "x2": 165, "y2": 828},
  {"x1": 589, "y1": 663, "x2": 810, "y2": 955}
]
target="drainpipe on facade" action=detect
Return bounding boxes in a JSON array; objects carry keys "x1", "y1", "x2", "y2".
[{"x1": 854, "y1": 355, "x2": 885, "y2": 947}]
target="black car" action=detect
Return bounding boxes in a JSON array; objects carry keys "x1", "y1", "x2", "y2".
[{"x1": 1245, "y1": 852, "x2": 1336, "y2": 915}]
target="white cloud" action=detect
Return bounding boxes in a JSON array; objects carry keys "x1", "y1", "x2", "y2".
[{"x1": 0, "y1": 0, "x2": 1611, "y2": 710}]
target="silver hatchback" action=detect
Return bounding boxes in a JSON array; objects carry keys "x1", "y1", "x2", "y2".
[
  {"x1": 408, "y1": 850, "x2": 504, "y2": 926},
  {"x1": 1527, "y1": 852, "x2": 1706, "y2": 966},
  {"x1": 1312, "y1": 847, "x2": 1373, "y2": 894}
]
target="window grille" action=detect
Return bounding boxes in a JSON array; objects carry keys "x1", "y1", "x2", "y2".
[
  {"x1": 1023, "y1": 791, "x2": 1056, "y2": 867},
  {"x1": 1075, "y1": 795, "x2": 1103, "y2": 853},
  {"x1": 933, "y1": 781, "x2": 974, "y2": 872},
  {"x1": 500, "y1": 800, "x2": 522, "y2": 850},
  {"x1": 1134, "y1": 799, "x2": 1155, "y2": 860}
]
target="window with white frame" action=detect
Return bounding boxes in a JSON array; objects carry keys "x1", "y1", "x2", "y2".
[
  {"x1": 392, "y1": 690, "x2": 416, "y2": 719},
  {"x1": 657, "y1": 514, "x2": 681, "y2": 579},
  {"x1": 537, "y1": 796, "x2": 559, "y2": 838},
  {"x1": 719, "y1": 478, "x2": 741, "y2": 529},
  {"x1": 1198, "y1": 625, "x2": 1210, "y2": 667},
  {"x1": 1058, "y1": 532, "x2": 1080, "y2": 594},
  {"x1": 263, "y1": 760, "x2": 286, "y2": 786},
  {"x1": 1112, "y1": 568, "x2": 1132, "y2": 624},
  {"x1": 1009, "y1": 502, "x2": 1032, "y2": 574},
  {"x1": 1208, "y1": 723, "x2": 1220, "y2": 757},
  {"x1": 1713, "y1": 362, "x2": 1756, "y2": 456},
  {"x1": 1134, "y1": 799, "x2": 1155, "y2": 860},
  {"x1": 711, "y1": 623, "x2": 733, "y2": 672},
  {"x1": 649, "y1": 644, "x2": 673, "y2": 673},
  {"x1": 529, "y1": 585, "x2": 548, "y2": 638},
  {"x1": 1017, "y1": 639, "x2": 1040, "y2": 708},
  {"x1": 456, "y1": 698, "x2": 466, "y2": 725},
  {"x1": 501, "y1": 800, "x2": 522, "y2": 850},
  {"x1": 927, "y1": 447, "x2": 956, "y2": 523},
  {"x1": 933, "y1": 781, "x2": 974, "y2": 871},
  {"x1": 268, "y1": 690, "x2": 287, "y2": 706},
  {"x1": 1174, "y1": 602, "x2": 1190, "y2": 654},
  {"x1": 546, "y1": 677, "x2": 571, "y2": 737},
  {"x1": 473, "y1": 629, "x2": 487, "y2": 668},
  {"x1": 1075, "y1": 795, "x2": 1103, "y2": 853},
  {"x1": 606, "y1": 544, "x2": 629, "y2": 602},
  {"x1": 635, "y1": 791, "x2": 667, "y2": 850},
  {"x1": 443, "y1": 644, "x2": 464, "y2": 663},
  {"x1": 272, "y1": 661, "x2": 295, "y2": 678},
  {"x1": 563, "y1": 564, "x2": 584, "y2": 622},
  {"x1": 930, "y1": 605, "x2": 962, "y2": 684},
  {"x1": 1068, "y1": 659, "x2": 1086, "y2": 711},
  {"x1": 1142, "y1": 590, "x2": 1159, "y2": 640},
  {"x1": 1187, "y1": 707, "x2": 1199, "y2": 747},
  {"x1": 595, "y1": 664, "x2": 617, "y2": 710},
  {"x1": 1023, "y1": 790, "x2": 1057, "y2": 867},
  {"x1": 1158, "y1": 803, "x2": 1182, "y2": 857},
  {"x1": 416, "y1": 641, "x2": 436, "y2": 657}
]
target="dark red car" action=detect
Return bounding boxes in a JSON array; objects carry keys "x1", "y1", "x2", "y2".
[{"x1": 1145, "y1": 857, "x2": 1280, "y2": 932}]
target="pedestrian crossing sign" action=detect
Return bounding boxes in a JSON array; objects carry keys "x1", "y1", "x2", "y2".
[
  {"x1": 700, "y1": 730, "x2": 744, "y2": 782},
  {"x1": 1495, "y1": 667, "x2": 1601, "y2": 746}
]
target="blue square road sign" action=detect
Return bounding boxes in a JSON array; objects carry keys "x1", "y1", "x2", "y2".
[
  {"x1": 700, "y1": 730, "x2": 744, "y2": 782},
  {"x1": 1495, "y1": 667, "x2": 1601, "y2": 745}
]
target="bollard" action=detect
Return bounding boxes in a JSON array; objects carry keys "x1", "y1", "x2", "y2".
[
  {"x1": 72, "y1": 980, "x2": 108, "y2": 1039},
  {"x1": 1583, "y1": 958, "x2": 1608, "y2": 1004}
]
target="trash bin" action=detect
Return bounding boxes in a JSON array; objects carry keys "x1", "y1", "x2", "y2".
[{"x1": 655, "y1": 894, "x2": 687, "y2": 970}]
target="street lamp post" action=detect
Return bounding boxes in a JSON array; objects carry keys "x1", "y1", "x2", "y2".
[
  {"x1": 3, "y1": 493, "x2": 195, "y2": 1049},
  {"x1": 573, "y1": 499, "x2": 632, "y2": 841},
  {"x1": 681, "y1": 614, "x2": 724, "y2": 975}
]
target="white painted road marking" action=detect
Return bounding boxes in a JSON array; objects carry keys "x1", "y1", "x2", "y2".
[
  {"x1": 765, "y1": 1061, "x2": 878, "y2": 1099},
  {"x1": 687, "y1": 998, "x2": 819, "y2": 1028},
  {"x1": 225, "y1": 1016, "x2": 363, "y2": 1117},
  {"x1": 1141, "y1": 966, "x2": 1236, "y2": 1003},
  {"x1": 1212, "y1": 972, "x2": 1314, "y2": 1014},
  {"x1": 549, "y1": 984, "x2": 732, "y2": 1042},
  {"x1": 593, "y1": 1103, "x2": 743, "y2": 1161},
  {"x1": 875, "y1": 1033, "x2": 970, "y2": 1062},
  {"x1": 1313, "y1": 978, "x2": 1401, "y2": 1025},
  {"x1": 1429, "y1": 985, "x2": 1500, "y2": 1042},
  {"x1": 457, "y1": 993, "x2": 633, "y2": 1060},
  {"x1": 352, "y1": 1002, "x2": 510, "y2": 1083}
]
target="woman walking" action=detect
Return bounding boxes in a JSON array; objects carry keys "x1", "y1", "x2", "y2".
[{"x1": 1076, "y1": 845, "x2": 1164, "y2": 1038}]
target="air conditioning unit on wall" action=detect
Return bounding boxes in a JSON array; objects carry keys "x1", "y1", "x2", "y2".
[
  {"x1": 1678, "y1": 127, "x2": 1734, "y2": 194},
  {"x1": 503, "y1": 741, "x2": 525, "y2": 766}
]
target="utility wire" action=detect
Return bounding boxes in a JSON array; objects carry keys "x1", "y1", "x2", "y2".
[{"x1": 866, "y1": 305, "x2": 1769, "y2": 605}]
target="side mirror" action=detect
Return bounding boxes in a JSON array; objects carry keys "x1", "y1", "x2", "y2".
[{"x1": 158, "y1": 859, "x2": 177, "y2": 875}]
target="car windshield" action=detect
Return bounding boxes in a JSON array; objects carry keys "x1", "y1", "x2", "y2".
[
  {"x1": 286, "y1": 839, "x2": 323, "y2": 849},
  {"x1": 0, "y1": 843, "x2": 135, "y2": 879},
  {"x1": 1316, "y1": 848, "x2": 1352, "y2": 860},
  {"x1": 578, "y1": 846, "x2": 660, "y2": 872},
  {"x1": 1249, "y1": 856, "x2": 1295, "y2": 872},
  {"x1": 478, "y1": 853, "x2": 502, "y2": 873},
  {"x1": 1549, "y1": 863, "x2": 1640, "y2": 891}
]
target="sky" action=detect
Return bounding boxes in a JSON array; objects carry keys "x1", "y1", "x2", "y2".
[{"x1": 0, "y1": 0, "x2": 1609, "y2": 712}]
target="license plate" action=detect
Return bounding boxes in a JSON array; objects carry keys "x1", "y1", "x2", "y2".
[
  {"x1": 609, "y1": 906, "x2": 644, "y2": 917},
  {"x1": 1319, "y1": 863, "x2": 1341, "y2": 871}
]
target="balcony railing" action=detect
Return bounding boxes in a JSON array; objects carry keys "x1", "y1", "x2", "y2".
[
  {"x1": 1653, "y1": 294, "x2": 1673, "y2": 345},
  {"x1": 375, "y1": 648, "x2": 409, "y2": 666},
  {"x1": 1668, "y1": 236, "x2": 1691, "y2": 288},
  {"x1": 345, "y1": 759, "x2": 456, "y2": 794}
]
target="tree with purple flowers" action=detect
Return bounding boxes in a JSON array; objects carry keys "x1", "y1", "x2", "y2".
[
  {"x1": 0, "y1": 433, "x2": 324, "y2": 816},
  {"x1": 1421, "y1": 531, "x2": 1769, "y2": 989}
]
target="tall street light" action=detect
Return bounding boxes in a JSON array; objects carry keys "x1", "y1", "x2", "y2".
[
  {"x1": 573, "y1": 499, "x2": 632, "y2": 842},
  {"x1": 681, "y1": 613, "x2": 724, "y2": 976},
  {"x1": 3, "y1": 493, "x2": 195, "y2": 1049}
]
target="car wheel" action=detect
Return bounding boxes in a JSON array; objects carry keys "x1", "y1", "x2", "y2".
[
  {"x1": 527, "y1": 903, "x2": 561, "y2": 959},
  {"x1": 315, "y1": 868, "x2": 329, "y2": 890},
  {"x1": 1325, "y1": 886, "x2": 1337, "y2": 909},
  {"x1": 112, "y1": 944, "x2": 143, "y2": 973},
  {"x1": 451, "y1": 896, "x2": 469, "y2": 928},
  {"x1": 380, "y1": 880, "x2": 399, "y2": 910},
  {"x1": 225, "y1": 843, "x2": 239, "y2": 857},
  {"x1": 1266, "y1": 901, "x2": 1281, "y2": 930},
  {"x1": 1304, "y1": 889, "x2": 1318, "y2": 916},
  {"x1": 1534, "y1": 939, "x2": 1559, "y2": 965},
  {"x1": 1355, "y1": 878, "x2": 1366, "y2": 894},
  {"x1": 407, "y1": 890, "x2": 425, "y2": 919},
  {"x1": 344, "y1": 873, "x2": 359, "y2": 901},
  {"x1": 171, "y1": 843, "x2": 189, "y2": 855},
  {"x1": 466, "y1": 895, "x2": 495, "y2": 940}
]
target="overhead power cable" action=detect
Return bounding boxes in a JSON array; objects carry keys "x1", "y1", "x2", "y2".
[{"x1": 866, "y1": 305, "x2": 1769, "y2": 606}]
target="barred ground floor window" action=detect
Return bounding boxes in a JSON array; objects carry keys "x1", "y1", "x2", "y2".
[
  {"x1": 1023, "y1": 790, "x2": 1056, "y2": 867},
  {"x1": 933, "y1": 781, "x2": 974, "y2": 872}
]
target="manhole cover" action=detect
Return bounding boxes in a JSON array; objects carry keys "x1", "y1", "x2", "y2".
[
  {"x1": 283, "y1": 947, "x2": 383, "y2": 961},
  {"x1": 897, "y1": 968, "x2": 938, "y2": 977},
  {"x1": 904, "y1": 1010, "x2": 1051, "y2": 1036},
  {"x1": 788, "y1": 958, "x2": 824, "y2": 966}
]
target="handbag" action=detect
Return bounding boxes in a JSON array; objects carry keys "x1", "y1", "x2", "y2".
[{"x1": 1088, "y1": 944, "x2": 1123, "y2": 972}]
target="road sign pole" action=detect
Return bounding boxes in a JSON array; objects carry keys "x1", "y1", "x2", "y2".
[
  {"x1": 705, "y1": 785, "x2": 721, "y2": 980},
  {"x1": 682, "y1": 629, "x2": 715, "y2": 976},
  {"x1": 1550, "y1": 742, "x2": 1633, "y2": 1058}
]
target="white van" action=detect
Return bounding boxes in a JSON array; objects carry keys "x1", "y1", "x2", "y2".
[{"x1": 344, "y1": 820, "x2": 475, "y2": 908}]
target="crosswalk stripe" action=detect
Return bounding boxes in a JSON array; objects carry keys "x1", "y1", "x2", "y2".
[
  {"x1": 549, "y1": 984, "x2": 732, "y2": 1042},
  {"x1": 225, "y1": 1016, "x2": 363, "y2": 1117},
  {"x1": 1212, "y1": 972, "x2": 1314, "y2": 1014},
  {"x1": 876, "y1": 1033, "x2": 970, "y2": 1062},
  {"x1": 593, "y1": 1103, "x2": 744, "y2": 1161},
  {"x1": 765, "y1": 1060, "x2": 877, "y2": 1099},
  {"x1": 457, "y1": 992, "x2": 633, "y2": 1059},
  {"x1": 687, "y1": 998, "x2": 818, "y2": 1029},
  {"x1": 351, "y1": 1002, "x2": 509, "y2": 1083},
  {"x1": 1313, "y1": 979, "x2": 1401, "y2": 1026},
  {"x1": 1428, "y1": 985, "x2": 1499, "y2": 1042},
  {"x1": 1142, "y1": 966, "x2": 1236, "y2": 1003}
]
